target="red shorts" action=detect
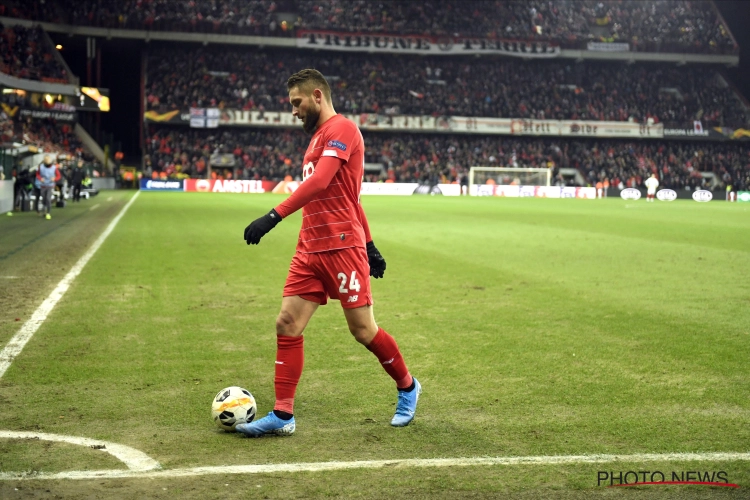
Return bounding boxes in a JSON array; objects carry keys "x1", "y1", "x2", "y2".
[{"x1": 283, "y1": 246, "x2": 373, "y2": 309}]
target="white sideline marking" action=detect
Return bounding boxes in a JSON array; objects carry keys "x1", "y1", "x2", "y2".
[
  {"x1": 89, "y1": 204, "x2": 100, "y2": 211},
  {"x1": 0, "y1": 192, "x2": 140, "y2": 380},
  {"x1": 0, "y1": 431, "x2": 160, "y2": 472},
  {"x1": 0, "y1": 451, "x2": 748, "y2": 481}
]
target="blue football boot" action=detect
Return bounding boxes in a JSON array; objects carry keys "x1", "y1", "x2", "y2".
[
  {"x1": 236, "y1": 412, "x2": 295, "y2": 437},
  {"x1": 391, "y1": 378, "x2": 422, "y2": 427}
]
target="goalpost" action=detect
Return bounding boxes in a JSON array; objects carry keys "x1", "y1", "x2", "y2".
[{"x1": 469, "y1": 167, "x2": 551, "y2": 196}]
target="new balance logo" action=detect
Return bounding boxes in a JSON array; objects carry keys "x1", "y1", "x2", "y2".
[
  {"x1": 347, "y1": 295, "x2": 358, "y2": 303},
  {"x1": 381, "y1": 357, "x2": 395, "y2": 365},
  {"x1": 275, "y1": 361, "x2": 284, "y2": 365}
]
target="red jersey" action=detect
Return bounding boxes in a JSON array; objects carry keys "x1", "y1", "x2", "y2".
[{"x1": 294, "y1": 114, "x2": 366, "y2": 253}]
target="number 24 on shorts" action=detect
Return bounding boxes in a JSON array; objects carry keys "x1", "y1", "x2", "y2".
[{"x1": 337, "y1": 271, "x2": 360, "y2": 294}]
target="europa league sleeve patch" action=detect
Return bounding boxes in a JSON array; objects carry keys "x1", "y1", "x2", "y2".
[{"x1": 326, "y1": 140, "x2": 347, "y2": 151}]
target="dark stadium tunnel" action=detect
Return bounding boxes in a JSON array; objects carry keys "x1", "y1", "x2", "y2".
[{"x1": 48, "y1": 33, "x2": 144, "y2": 163}]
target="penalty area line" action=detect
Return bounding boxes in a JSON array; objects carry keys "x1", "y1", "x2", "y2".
[
  {"x1": 0, "y1": 191, "x2": 140, "y2": 380},
  {"x1": 1, "y1": 451, "x2": 749, "y2": 481}
]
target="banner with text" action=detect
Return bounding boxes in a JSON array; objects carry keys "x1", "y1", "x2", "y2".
[
  {"x1": 360, "y1": 182, "x2": 420, "y2": 196},
  {"x1": 146, "y1": 109, "x2": 664, "y2": 139},
  {"x1": 296, "y1": 31, "x2": 560, "y2": 57},
  {"x1": 182, "y1": 180, "x2": 427, "y2": 196},
  {"x1": 663, "y1": 125, "x2": 750, "y2": 141},
  {"x1": 154, "y1": 180, "x2": 602, "y2": 199},
  {"x1": 183, "y1": 179, "x2": 279, "y2": 193},
  {"x1": 19, "y1": 108, "x2": 77, "y2": 122},
  {"x1": 470, "y1": 185, "x2": 597, "y2": 199},
  {"x1": 140, "y1": 179, "x2": 184, "y2": 191},
  {"x1": 586, "y1": 42, "x2": 630, "y2": 52},
  {"x1": 1, "y1": 102, "x2": 77, "y2": 123}
]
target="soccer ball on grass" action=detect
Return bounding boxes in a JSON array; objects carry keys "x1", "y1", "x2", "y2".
[{"x1": 211, "y1": 386, "x2": 257, "y2": 431}]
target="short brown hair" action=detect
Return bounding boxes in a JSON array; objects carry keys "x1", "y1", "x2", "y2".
[{"x1": 287, "y1": 69, "x2": 332, "y2": 102}]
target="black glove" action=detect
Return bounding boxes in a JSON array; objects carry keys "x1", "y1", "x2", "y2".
[
  {"x1": 244, "y1": 208, "x2": 282, "y2": 245},
  {"x1": 366, "y1": 241, "x2": 386, "y2": 279}
]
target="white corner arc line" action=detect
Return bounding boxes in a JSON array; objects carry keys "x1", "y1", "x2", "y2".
[
  {"x1": 0, "y1": 191, "x2": 140, "y2": 380},
  {"x1": 0, "y1": 431, "x2": 160, "y2": 472},
  {"x1": 0, "y1": 451, "x2": 747, "y2": 481}
]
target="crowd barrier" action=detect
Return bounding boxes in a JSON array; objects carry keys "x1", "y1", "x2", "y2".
[{"x1": 139, "y1": 179, "x2": 735, "y2": 201}]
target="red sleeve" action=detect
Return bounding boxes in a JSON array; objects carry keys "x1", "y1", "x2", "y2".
[
  {"x1": 356, "y1": 203, "x2": 372, "y2": 242},
  {"x1": 274, "y1": 155, "x2": 343, "y2": 218},
  {"x1": 54, "y1": 168, "x2": 61, "y2": 182},
  {"x1": 36, "y1": 170, "x2": 42, "y2": 181}
]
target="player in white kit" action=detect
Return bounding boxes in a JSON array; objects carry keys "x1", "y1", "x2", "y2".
[{"x1": 645, "y1": 174, "x2": 659, "y2": 202}]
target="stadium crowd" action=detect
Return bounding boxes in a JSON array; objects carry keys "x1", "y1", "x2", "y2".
[
  {"x1": 0, "y1": 23, "x2": 68, "y2": 82},
  {"x1": 144, "y1": 126, "x2": 749, "y2": 192},
  {"x1": 146, "y1": 47, "x2": 749, "y2": 128},
  {"x1": 1, "y1": 93, "x2": 91, "y2": 161},
  {"x1": 297, "y1": 0, "x2": 735, "y2": 53},
  {"x1": 2, "y1": 0, "x2": 735, "y2": 53},
  {"x1": 1, "y1": 0, "x2": 294, "y2": 37},
  {"x1": 21, "y1": 120, "x2": 82, "y2": 156},
  {"x1": 1, "y1": 115, "x2": 84, "y2": 157}
]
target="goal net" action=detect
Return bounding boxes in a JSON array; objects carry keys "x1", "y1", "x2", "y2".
[{"x1": 469, "y1": 167, "x2": 551, "y2": 196}]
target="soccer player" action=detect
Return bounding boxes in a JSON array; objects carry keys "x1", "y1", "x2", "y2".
[
  {"x1": 236, "y1": 69, "x2": 421, "y2": 437},
  {"x1": 645, "y1": 173, "x2": 659, "y2": 202}
]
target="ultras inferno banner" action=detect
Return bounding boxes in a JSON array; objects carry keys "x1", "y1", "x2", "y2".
[
  {"x1": 146, "y1": 108, "x2": 750, "y2": 141},
  {"x1": 296, "y1": 31, "x2": 560, "y2": 57},
  {"x1": 146, "y1": 110, "x2": 662, "y2": 139}
]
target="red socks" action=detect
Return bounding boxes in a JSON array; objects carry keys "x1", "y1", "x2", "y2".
[
  {"x1": 273, "y1": 328, "x2": 412, "y2": 415},
  {"x1": 273, "y1": 335, "x2": 304, "y2": 414},
  {"x1": 366, "y1": 327, "x2": 413, "y2": 389}
]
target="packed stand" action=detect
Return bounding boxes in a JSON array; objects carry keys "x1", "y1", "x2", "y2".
[
  {"x1": 0, "y1": 23, "x2": 68, "y2": 82},
  {"x1": 144, "y1": 126, "x2": 306, "y2": 180},
  {"x1": 146, "y1": 47, "x2": 749, "y2": 129},
  {"x1": 575, "y1": 0, "x2": 736, "y2": 53},
  {"x1": 1, "y1": 95, "x2": 86, "y2": 158},
  {"x1": 0, "y1": 2, "x2": 56, "y2": 23},
  {"x1": 7, "y1": 0, "x2": 296, "y2": 37},
  {"x1": 2, "y1": 117, "x2": 84, "y2": 157},
  {"x1": 144, "y1": 126, "x2": 749, "y2": 191},
  {"x1": 298, "y1": 0, "x2": 735, "y2": 53},
  {"x1": 574, "y1": 139, "x2": 749, "y2": 191},
  {"x1": 3, "y1": 0, "x2": 735, "y2": 54},
  {"x1": 297, "y1": 0, "x2": 588, "y2": 43},
  {"x1": 365, "y1": 134, "x2": 749, "y2": 191}
]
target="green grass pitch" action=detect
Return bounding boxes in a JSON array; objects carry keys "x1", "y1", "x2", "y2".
[{"x1": 0, "y1": 192, "x2": 748, "y2": 498}]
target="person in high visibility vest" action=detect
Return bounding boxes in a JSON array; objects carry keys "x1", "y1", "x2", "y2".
[{"x1": 36, "y1": 155, "x2": 60, "y2": 219}]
